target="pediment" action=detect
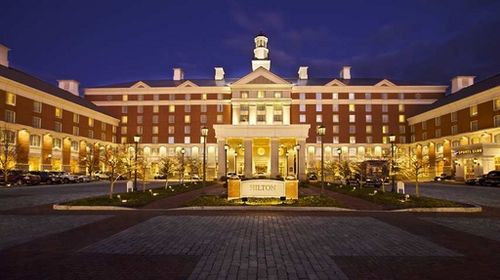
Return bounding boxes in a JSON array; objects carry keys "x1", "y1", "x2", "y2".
[
  {"x1": 232, "y1": 67, "x2": 290, "y2": 85},
  {"x1": 177, "y1": 80, "x2": 199, "y2": 87},
  {"x1": 324, "y1": 79, "x2": 346, "y2": 86},
  {"x1": 374, "y1": 79, "x2": 396, "y2": 87},
  {"x1": 131, "y1": 81, "x2": 150, "y2": 88}
]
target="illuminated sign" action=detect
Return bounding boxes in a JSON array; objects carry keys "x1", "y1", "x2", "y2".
[
  {"x1": 240, "y1": 179, "x2": 285, "y2": 198},
  {"x1": 455, "y1": 148, "x2": 483, "y2": 155}
]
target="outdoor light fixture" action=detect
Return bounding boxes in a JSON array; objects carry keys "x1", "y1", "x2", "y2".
[
  {"x1": 201, "y1": 126, "x2": 208, "y2": 187},
  {"x1": 133, "y1": 134, "x2": 141, "y2": 191},
  {"x1": 294, "y1": 144, "x2": 301, "y2": 180},
  {"x1": 389, "y1": 134, "x2": 396, "y2": 192},
  {"x1": 317, "y1": 125, "x2": 326, "y2": 195},
  {"x1": 336, "y1": 147, "x2": 342, "y2": 162}
]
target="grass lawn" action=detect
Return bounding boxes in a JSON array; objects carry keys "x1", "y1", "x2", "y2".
[
  {"x1": 62, "y1": 182, "x2": 207, "y2": 208},
  {"x1": 317, "y1": 183, "x2": 465, "y2": 209},
  {"x1": 185, "y1": 195, "x2": 342, "y2": 207}
]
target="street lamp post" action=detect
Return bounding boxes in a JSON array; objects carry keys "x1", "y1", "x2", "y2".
[
  {"x1": 294, "y1": 144, "x2": 300, "y2": 180},
  {"x1": 224, "y1": 144, "x2": 229, "y2": 185},
  {"x1": 133, "y1": 134, "x2": 141, "y2": 192},
  {"x1": 389, "y1": 134, "x2": 396, "y2": 192},
  {"x1": 317, "y1": 125, "x2": 326, "y2": 195},
  {"x1": 180, "y1": 148, "x2": 185, "y2": 184},
  {"x1": 336, "y1": 147, "x2": 342, "y2": 162},
  {"x1": 201, "y1": 126, "x2": 208, "y2": 187}
]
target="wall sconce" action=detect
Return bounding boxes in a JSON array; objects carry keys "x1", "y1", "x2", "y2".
[{"x1": 47, "y1": 154, "x2": 52, "y2": 160}]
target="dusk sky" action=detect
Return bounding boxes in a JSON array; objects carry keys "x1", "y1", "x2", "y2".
[{"x1": 1, "y1": 0, "x2": 499, "y2": 88}]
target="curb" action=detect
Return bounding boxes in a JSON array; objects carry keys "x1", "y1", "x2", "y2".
[
  {"x1": 169, "y1": 206, "x2": 353, "y2": 211},
  {"x1": 53, "y1": 204, "x2": 134, "y2": 211},
  {"x1": 390, "y1": 206, "x2": 482, "y2": 213}
]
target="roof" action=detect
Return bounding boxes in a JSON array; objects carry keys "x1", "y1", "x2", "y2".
[
  {"x1": 410, "y1": 73, "x2": 500, "y2": 117},
  {"x1": 93, "y1": 77, "x2": 440, "y2": 88},
  {"x1": 0, "y1": 64, "x2": 115, "y2": 117}
]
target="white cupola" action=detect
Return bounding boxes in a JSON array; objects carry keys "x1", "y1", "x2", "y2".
[{"x1": 252, "y1": 32, "x2": 271, "y2": 71}]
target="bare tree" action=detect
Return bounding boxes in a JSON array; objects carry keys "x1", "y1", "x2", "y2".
[
  {"x1": 82, "y1": 144, "x2": 100, "y2": 180},
  {"x1": 101, "y1": 146, "x2": 126, "y2": 199},
  {"x1": 324, "y1": 160, "x2": 339, "y2": 182},
  {"x1": 0, "y1": 127, "x2": 16, "y2": 185},
  {"x1": 159, "y1": 156, "x2": 177, "y2": 188},
  {"x1": 186, "y1": 156, "x2": 201, "y2": 180},
  {"x1": 397, "y1": 153, "x2": 429, "y2": 197}
]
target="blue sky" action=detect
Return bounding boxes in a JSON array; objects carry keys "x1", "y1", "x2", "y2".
[{"x1": 1, "y1": 0, "x2": 499, "y2": 87}]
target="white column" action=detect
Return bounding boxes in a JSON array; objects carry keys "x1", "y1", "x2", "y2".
[
  {"x1": 283, "y1": 105, "x2": 290, "y2": 125},
  {"x1": 217, "y1": 139, "x2": 226, "y2": 179},
  {"x1": 298, "y1": 139, "x2": 306, "y2": 181},
  {"x1": 249, "y1": 105, "x2": 257, "y2": 125},
  {"x1": 482, "y1": 157, "x2": 495, "y2": 174},
  {"x1": 244, "y1": 139, "x2": 253, "y2": 178},
  {"x1": 232, "y1": 105, "x2": 240, "y2": 125},
  {"x1": 270, "y1": 138, "x2": 279, "y2": 178},
  {"x1": 266, "y1": 105, "x2": 273, "y2": 125}
]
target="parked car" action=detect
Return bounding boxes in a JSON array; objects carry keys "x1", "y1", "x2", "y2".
[
  {"x1": 307, "y1": 173, "x2": 318, "y2": 181},
  {"x1": 434, "y1": 173, "x2": 452, "y2": 182},
  {"x1": 483, "y1": 171, "x2": 500, "y2": 187},
  {"x1": 76, "y1": 174, "x2": 91, "y2": 183},
  {"x1": 347, "y1": 177, "x2": 360, "y2": 187},
  {"x1": 48, "y1": 171, "x2": 63, "y2": 184},
  {"x1": 465, "y1": 175, "x2": 486, "y2": 186},
  {"x1": 0, "y1": 170, "x2": 41, "y2": 186},
  {"x1": 94, "y1": 171, "x2": 110, "y2": 180},
  {"x1": 365, "y1": 176, "x2": 382, "y2": 188},
  {"x1": 29, "y1": 171, "x2": 52, "y2": 184},
  {"x1": 154, "y1": 173, "x2": 166, "y2": 179},
  {"x1": 57, "y1": 172, "x2": 78, "y2": 184}
]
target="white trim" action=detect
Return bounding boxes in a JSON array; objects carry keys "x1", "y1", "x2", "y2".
[
  {"x1": 374, "y1": 79, "x2": 396, "y2": 87},
  {"x1": 231, "y1": 67, "x2": 291, "y2": 86}
]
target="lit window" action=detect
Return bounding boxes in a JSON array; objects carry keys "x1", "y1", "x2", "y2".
[
  {"x1": 349, "y1": 115, "x2": 355, "y2": 123},
  {"x1": 121, "y1": 137, "x2": 127, "y2": 144},
  {"x1": 112, "y1": 126, "x2": 117, "y2": 133},
  {"x1": 316, "y1": 104, "x2": 322, "y2": 112},
  {"x1": 218, "y1": 93, "x2": 223, "y2": 100},
  {"x1": 382, "y1": 104, "x2": 388, "y2": 112},
  {"x1": 332, "y1": 104, "x2": 339, "y2": 112},
  {"x1": 217, "y1": 115, "x2": 223, "y2": 123},
  {"x1": 121, "y1": 116, "x2": 128, "y2": 124},
  {"x1": 73, "y1": 114, "x2": 79, "y2": 123},
  {"x1": 470, "y1": 120, "x2": 478, "y2": 131},
  {"x1": 184, "y1": 136, "x2": 191, "y2": 144},
  {"x1": 169, "y1": 105, "x2": 175, "y2": 112},
  {"x1": 366, "y1": 125, "x2": 372, "y2": 134},
  {"x1": 201, "y1": 105, "x2": 207, "y2": 112},
  {"x1": 315, "y1": 93, "x2": 322, "y2": 100},
  {"x1": 29, "y1": 135, "x2": 41, "y2": 147},
  {"x1": 333, "y1": 136, "x2": 339, "y2": 144},
  {"x1": 185, "y1": 94, "x2": 190, "y2": 100},
  {"x1": 184, "y1": 126, "x2": 190, "y2": 134},
  {"x1": 332, "y1": 125, "x2": 339, "y2": 133},
  {"x1": 495, "y1": 115, "x2": 500, "y2": 127},
  {"x1": 153, "y1": 105, "x2": 159, "y2": 113},
  {"x1": 53, "y1": 138, "x2": 62, "y2": 149},
  {"x1": 495, "y1": 99, "x2": 500, "y2": 111},
  {"x1": 332, "y1": 93, "x2": 338, "y2": 100},
  {"x1": 332, "y1": 114, "x2": 339, "y2": 122},
  {"x1": 168, "y1": 116, "x2": 175, "y2": 123},
  {"x1": 398, "y1": 104, "x2": 405, "y2": 112},
  {"x1": 121, "y1": 126, "x2": 127, "y2": 134},
  {"x1": 168, "y1": 127, "x2": 175, "y2": 134},
  {"x1": 470, "y1": 105, "x2": 478, "y2": 116},
  {"x1": 349, "y1": 104, "x2": 355, "y2": 112},
  {"x1": 33, "y1": 101, "x2": 42, "y2": 113},
  {"x1": 137, "y1": 116, "x2": 143, "y2": 124},
  {"x1": 55, "y1": 108, "x2": 62, "y2": 118},
  {"x1": 32, "y1": 117, "x2": 41, "y2": 128},
  {"x1": 122, "y1": 95, "x2": 128, "y2": 101},
  {"x1": 316, "y1": 115, "x2": 322, "y2": 122},
  {"x1": 184, "y1": 115, "x2": 191, "y2": 123},
  {"x1": 137, "y1": 126, "x2": 143, "y2": 134},
  {"x1": 242, "y1": 92, "x2": 249, "y2": 99},
  {"x1": 258, "y1": 91, "x2": 264, "y2": 98},
  {"x1": 348, "y1": 93, "x2": 355, "y2": 100},
  {"x1": 300, "y1": 115, "x2": 306, "y2": 123},
  {"x1": 168, "y1": 136, "x2": 174, "y2": 144},
  {"x1": 365, "y1": 93, "x2": 371, "y2": 99},
  {"x1": 366, "y1": 115, "x2": 372, "y2": 123},
  {"x1": 152, "y1": 136, "x2": 158, "y2": 144},
  {"x1": 88, "y1": 118, "x2": 94, "y2": 127},
  {"x1": 152, "y1": 115, "x2": 159, "y2": 124},
  {"x1": 137, "y1": 106, "x2": 143, "y2": 114},
  {"x1": 365, "y1": 104, "x2": 372, "y2": 112},
  {"x1": 399, "y1": 115, "x2": 405, "y2": 123},
  {"x1": 152, "y1": 126, "x2": 159, "y2": 134},
  {"x1": 349, "y1": 136, "x2": 356, "y2": 144},
  {"x1": 73, "y1": 126, "x2": 79, "y2": 136},
  {"x1": 202, "y1": 93, "x2": 207, "y2": 100},
  {"x1": 274, "y1": 92, "x2": 282, "y2": 98},
  {"x1": 299, "y1": 104, "x2": 306, "y2": 112},
  {"x1": 6, "y1": 92, "x2": 16, "y2": 105},
  {"x1": 382, "y1": 125, "x2": 389, "y2": 134},
  {"x1": 71, "y1": 141, "x2": 79, "y2": 151},
  {"x1": 217, "y1": 104, "x2": 223, "y2": 112},
  {"x1": 55, "y1": 122, "x2": 62, "y2": 132}
]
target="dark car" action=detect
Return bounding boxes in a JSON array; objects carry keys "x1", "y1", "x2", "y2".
[
  {"x1": 29, "y1": 171, "x2": 52, "y2": 184},
  {"x1": 483, "y1": 171, "x2": 500, "y2": 187},
  {"x1": 47, "y1": 171, "x2": 63, "y2": 184},
  {"x1": 0, "y1": 170, "x2": 41, "y2": 186},
  {"x1": 307, "y1": 173, "x2": 318, "y2": 181},
  {"x1": 465, "y1": 175, "x2": 485, "y2": 186},
  {"x1": 365, "y1": 176, "x2": 382, "y2": 188},
  {"x1": 434, "y1": 173, "x2": 452, "y2": 182},
  {"x1": 347, "y1": 178, "x2": 360, "y2": 187}
]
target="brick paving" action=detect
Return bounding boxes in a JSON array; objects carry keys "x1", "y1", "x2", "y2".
[{"x1": 422, "y1": 217, "x2": 500, "y2": 242}]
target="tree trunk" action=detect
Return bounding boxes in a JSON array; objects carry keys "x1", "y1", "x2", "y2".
[
  {"x1": 415, "y1": 174, "x2": 420, "y2": 197},
  {"x1": 165, "y1": 175, "x2": 168, "y2": 188},
  {"x1": 109, "y1": 181, "x2": 115, "y2": 199}
]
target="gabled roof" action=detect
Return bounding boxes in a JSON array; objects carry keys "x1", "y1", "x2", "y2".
[
  {"x1": 410, "y1": 73, "x2": 500, "y2": 117},
  {"x1": 231, "y1": 67, "x2": 291, "y2": 85},
  {"x1": 0, "y1": 64, "x2": 114, "y2": 117}
]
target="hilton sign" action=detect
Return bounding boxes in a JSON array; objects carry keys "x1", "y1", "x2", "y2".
[{"x1": 227, "y1": 179, "x2": 298, "y2": 200}]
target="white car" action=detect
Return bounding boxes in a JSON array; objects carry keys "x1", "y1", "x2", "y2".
[{"x1": 94, "y1": 171, "x2": 110, "y2": 180}]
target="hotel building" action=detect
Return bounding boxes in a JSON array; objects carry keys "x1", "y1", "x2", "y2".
[{"x1": 1, "y1": 34, "x2": 499, "y2": 180}]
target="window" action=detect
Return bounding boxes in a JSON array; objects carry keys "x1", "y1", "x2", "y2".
[
  {"x1": 152, "y1": 115, "x2": 159, "y2": 124},
  {"x1": 137, "y1": 106, "x2": 143, "y2": 114},
  {"x1": 435, "y1": 129, "x2": 441, "y2": 138},
  {"x1": 112, "y1": 126, "x2": 117, "y2": 133},
  {"x1": 273, "y1": 114, "x2": 283, "y2": 122},
  {"x1": 349, "y1": 136, "x2": 356, "y2": 144},
  {"x1": 299, "y1": 104, "x2": 306, "y2": 112},
  {"x1": 422, "y1": 132, "x2": 427, "y2": 140},
  {"x1": 299, "y1": 93, "x2": 305, "y2": 100},
  {"x1": 366, "y1": 115, "x2": 372, "y2": 123},
  {"x1": 382, "y1": 104, "x2": 388, "y2": 112},
  {"x1": 495, "y1": 115, "x2": 500, "y2": 127},
  {"x1": 184, "y1": 105, "x2": 191, "y2": 112},
  {"x1": 88, "y1": 118, "x2": 94, "y2": 127},
  {"x1": 398, "y1": 93, "x2": 405, "y2": 100},
  {"x1": 122, "y1": 106, "x2": 128, "y2": 114},
  {"x1": 316, "y1": 104, "x2": 322, "y2": 112},
  {"x1": 300, "y1": 115, "x2": 306, "y2": 123},
  {"x1": 332, "y1": 104, "x2": 339, "y2": 112},
  {"x1": 201, "y1": 105, "x2": 207, "y2": 112},
  {"x1": 316, "y1": 115, "x2": 322, "y2": 122},
  {"x1": 184, "y1": 94, "x2": 190, "y2": 101},
  {"x1": 349, "y1": 104, "x2": 355, "y2": 112},
  {"x1": 398, "y1": 104, "x2": 405, "y2": 112},
  {"x1": 137, "y1": 116, "x2": 143, "y2": 124},
  {"x1": 217, "y1": 104, "x2": 223, "y2": 112},
  {"x1": 410, "y1": 125, "x2": 415, "y2": 133},
  {"x1": 242, "y1": 92, "x2": 249, "y2": 99},
  {"x1": 399, "y1": 125, "x2": 406, "y2": 134},
  {"x1": 121, "y1": 116, "x2": 128, "y2": 124},
  {"x1": 382, "y1": 115, "x2": 389, "y2": 123},
  {"x1": 258, "y1": 91, "x2": 264, "y2": 98},
  {"x1": 274, "y1": 92, "x2": 282, "y2": 98},
  {"x1": 121, "y1": 126, "x2": 127, "y2": 134},
  {"x1": 218, "y1": 93, "x2": 223, "y2": 100},
  {"x1": 332, "y1": 125, "x2": 339, "y2": 133},
  {"x1": 422, "y1": 121, "x2": 427, "y2": 130},
  {"x1": 365, "y1": 104, "x2": 372, "y2": 112},
  {"x1": 33, "y1": 117, "x2": 41, "y2": 128},
  {"x1": 217, "y1": 115, "x2": 223, "y2": 123},
  {"x1": 470, "y1": 120, "x2": 478, "y2": 131},
  {"x1": 73, "y1": 114, "x2": 79, "y2": 123},
  {"x1": 349, "y1": 125, "x2": 356, "y2": 134},
  {"x1": 33, "y1": 101, "x2": 42, "y2": 113},
  {"x1": 71, "y1": 141, "x2": 79, "y2": 151},
  {"x1": 332, "y1": 114, "x2": 339, "y2": 122},
  {"x1": 382, "y1": 93, "x2": 388, "y2": 100},
  {"x1": 184, "y1": 115, "x2": 191, "y2": 123},
  {"x1": 73, "y1": 126, "x2": 79, "y2": 136},
  {"x1": 169, "y1": 94, "x2": 175, "y2": 101},
  {"x1": 495, "y1": 99, "x2": 500, "y2": 111},
  {"x1": 121, "y1": 137, "x2": 127, "y2": 144},
  {"x1": 399, "y1": 137, "x2": 406, "y2": 144},
  {"x1": 168, "y1": 136, "x2": 174, "y2": 144},
  {"x1": 88, "y1": 130, "x2": 94, "y2": 139},
  {"x1": 53, "y1": 138, "x2": 62, "y2": 149},
  {"x1": 137, "y1": 126, "x2": 143, "y2": 134},
  {"x1": 184, "y1": 126, "x2": 190, "y2": 134},
  {"x1": 29, "y1": 135, "x2": 41, "y2": 147},
  {"x1": 202, "y1": 93, "x2": 207, "y2": 100},
  {"x1": 451, "y1": 112, "x2": 457, "y2": 122},
  {"x1": 54, "y1": 122, "x2": 62, "y2": 132},
  {"x1": 348, "y1": 93, "x2": 355, "y2": 100},
  {"x1": 470, "y1": 105, "x2": 478, "y2": 116},
  {"x1": 184, "y1": 136, "x2": 191, "y2": 144},
  {"x1": 6, "y1": 92, "x2": 16, "y2": 105},
  {"x1": 169, "y1": 105, "x2": 175, "y2": 112},
  {"x1": 101, "y1": 122, "x2": 106, "y2": 131},
  {"x1": 382, "y1": 125, "x2": 389, "y2": 134},
  {"x1": 366, "y1": 125, "x2": 372, "y2": 134},
  {"x1": 122, "y1": 95, "x2": 128, "y2": 101},
  {"x1": 399, "y1": 115, "x2": 405, "y2": 123},
  {"x1": 366, "y1": 136, "x2": 373, "y2": 143},
  {"x1": 152, "y1": 126, "x2": 159, "y2": 134},
  {"x1": 433, "y1": 117, "x2": 441, "y2": 126},
  {"x1": 168, "y1": 116, "x2": 175, "y2": 123},
  {"x1": 333, "y1": 136, "x2": 339, "y2": 144},
  {"x1": 349, "y1": 115, "x2": 355, "y2": 123},
  {"x1": 200, "y1": 115, "x2": 207, "y2": 123},
  {"x1": 415, "y1": 93, "x2": 421, "y2": 99},
  {"x1": 137, "y1": 95, "x2": 144, "y2": 101},
  {"x1": 451, "y1": 125, "x2": 458, "y2": 134},
  {"x1": 332, "y1": 93, "x2": 338, "y2": 99},
  {"x1": 168, "y1": 126, "x2": 175, "y2": 134},
  {"x1": 315, "y1": 92, "x2": 322, "y2": 100},
  {"x1": 152, "y1": 136, "x2": 158, "y2": 144},
  {"x1": 55, "y1": 108, "x2": 62, "y2": 118},
  {"x1": 101, "y1": 132, "x2": 106, "y2": 141},
  {"x1": 153, "y1": 105, "x2": 159, "y2": 113},
  {"x1": 365, "y1": 93, "x2": 371, "y2": 99}
]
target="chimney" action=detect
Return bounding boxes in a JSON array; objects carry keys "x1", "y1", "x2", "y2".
[
  {"x1": 173, "y1": 68, "x2": 184, "y2": 81},
  {"x1": 298, "y1": 66, "x2": 308, "y2": 80},
  {"x1": 58, "y1": 80, "x2": 80, "y2": 96},
  {"x1": 214, "y1": 67, "x2": 225, "y2": 80},
  {"x1": 340, "y1": 66, "x2": 351, "y2": 79},
  {"x1": 451, "y1": 76, "x2": 475, "y2": 94},
  {"x1": 0, "y1": 44, "x2": 10, "y2": 67}
]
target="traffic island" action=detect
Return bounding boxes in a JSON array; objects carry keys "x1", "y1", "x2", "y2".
[{"x1": 185, "y1": 195, "x2": 342, "y2": 208}]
